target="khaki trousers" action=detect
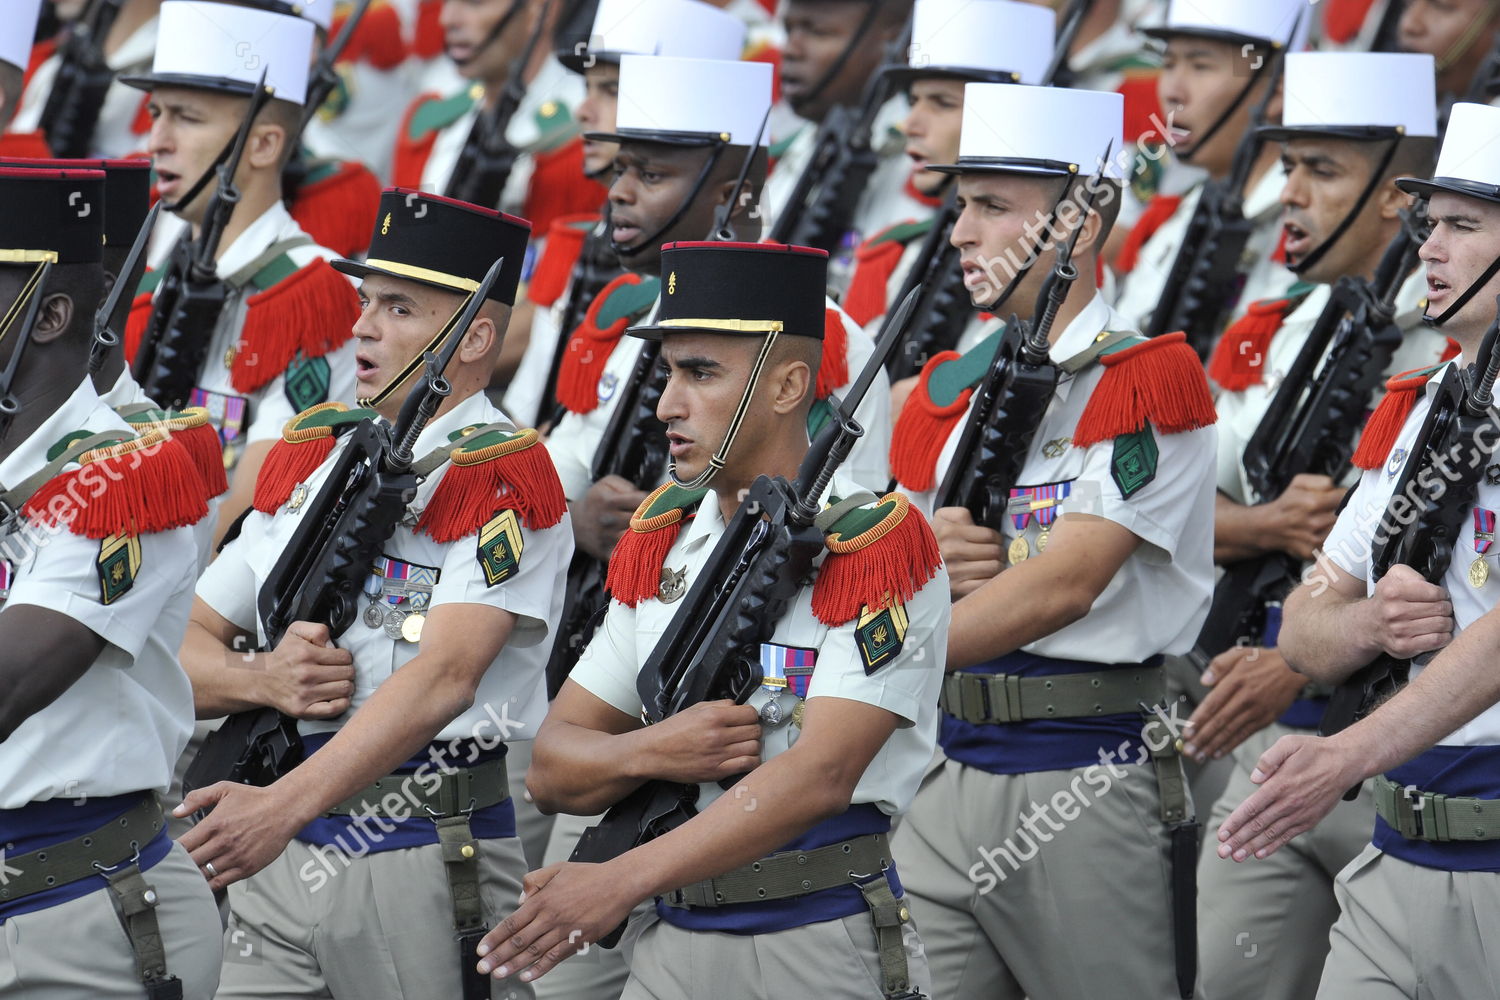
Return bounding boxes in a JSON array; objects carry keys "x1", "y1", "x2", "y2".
[
  {"x1": 1317, "y1": 844, "x2": 1500, "y2": 999},
  {"x1": 0, "y1": 843, "x2": 223, "y2": 999},
  {"x1": 891, "y1": 753, "x2": 1194, "y2": 1000},
  {"x1": 1197, "y1": 725, "x2": 1374, "y2": 1000},
  {"x1": 216, "y1": 834, "x2": 534, "y2": 999}
]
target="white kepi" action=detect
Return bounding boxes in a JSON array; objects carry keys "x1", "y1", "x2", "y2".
[
  {"x1": 893, "y1": 0, "x2": 1055, "y2": 86},
  {"x1": 1265, "y1": 51, "x2": 1437, "y2": 140},
  {"x1": 1144, "y1": 0, "x2": 1310, "y2": 49},
  {"x1": 561, "y1": 0, "x2": 747, "y2": 73},
  {"x1": 0, "y1": 0, "x2": 44, "y2": 75},
  {"x1": 121, "y1": 1, "x2": 315, "y2": 106},
  {"x1": 932, "y1": 83, "x2": 1126, "y2": 179},
  {"x1": 602, "y1": 55, "x2": 774, "y2": 147}
]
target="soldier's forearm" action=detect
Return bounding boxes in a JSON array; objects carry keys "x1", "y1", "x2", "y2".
[
  {"x1": 180, "y1": 618, "x2": 279, "y2": 717},
  {"x1": 1214, "y1": 491, "x2": 1277, "y2": 564},
  {"x1": 1279, "y1": 581, "x2": 1380, "y2": 684},
  {"x1": 527, "y1": 720, "x2": 653, "y2": 815},
  {"x1": 947, "y1": 558, "x2": 1096, "y2": 670}
]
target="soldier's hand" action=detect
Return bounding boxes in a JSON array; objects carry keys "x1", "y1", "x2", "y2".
[
  {"x1": 1182, "y1": 646, "x2": 1305, "y2": 763},
  {"x1": 1363, "y1": 564, "x2": 1454, "y2": 659},
  {"x1": 933, "y1": 506, "x2": 1004, "y2": 598},
  {"x1": 573, "y1": 475, "x2": 648, "y2": 561},
  {"x1": 175, "y1": 782, "x2": 302, "y2": 890},
  {"x1": 476, "y1": 861, "x2": 640, "y2": 984},
  {"x1": 638, "y1": 699, "x2": 762, "y2": 783},
  {"x1": 1216, "y1": 732, "x2": 1363, "y2": 861},
  {"x1": 266, "y1": 621, "x2": 355, "y2": 719},
  {"x1": 1264, "y1": 474, "x2": 1344, "y2": 561}
]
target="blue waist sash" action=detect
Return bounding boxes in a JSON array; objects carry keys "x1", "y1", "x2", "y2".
[
  {"x1": 296, "y1": 733, "x2": 515, "y2": 853},
  {"x1": 0, "y1": 793, "x2": 172, "y2": 924},
  {"x1": 655, "y1": 803, "x2": 900, "y2": 935},
  {"x1": 940, "y1": 652, "x2": 1162, "y2": 775},
  {"x1": 1376, "y1": 744, "x2": 1500, "y2": 872}
]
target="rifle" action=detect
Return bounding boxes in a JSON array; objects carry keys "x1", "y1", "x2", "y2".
[
  {"x1": 1194, "y1": 214, "x2": 1423, "y2": 661},
  {"x1": 568, "y1": 286, "x2": 922, "y2": 946},
  {"x1": 36, "y1": 0, "x2": 124, "y2": 158},
  {"x1": 1142, "y1": 22, "x2": 1294, "y2": 356},
  {"x1": 1041, "y1": 0, "x2": 1094, "y2": 90},
  {"x1": 934, "y1": 161, "x2": 1107, "y2": 528},
  {"x1": 131, "y1": 75, "x2": 272, "y2": 410},
  {"x1": 766, "y1": 22, "x2": 910, "y2": 254},
  {"x1": 1319, "y1": 306, "x2": 1500, "y2": 754},
  {"x1": 90, "y1": 200, "x2": 161, "y2": 377},
  {"x1": 182, "y1": 258, "x2": 506, "y2": 796},
  {"x1": 444, "y1": 0, "x2": 553, "y2": 210}
]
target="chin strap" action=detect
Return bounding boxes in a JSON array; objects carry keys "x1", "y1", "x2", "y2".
[
  {"x1": 794, "y1": 2, "x2": 882, "y2": 115},
  {"x1": 1177, "y1": 57, "x2": 1272, "y2": 165},
  {"x1": 977, "y1": 178, "x2": 1074, "y2": 314},
  {"x1": 1289, "y1": 134, "x2": 1403, "y2": 277},
  {"x1": 611, "y1": 140, "x2": 730, "y2": 259},
  {"x1": 668, "y1": 328, "x2": 781, "y2": 490},
  {"x1": 1427, "y1": 252, "x2": 1500, "y2": 329}
]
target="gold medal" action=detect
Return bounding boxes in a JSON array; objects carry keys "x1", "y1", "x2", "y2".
[
  {"x1": 401, "y1": 612, "x2": 425, "y2": 643},
  {"x1": 1035, "y1": 529, "x2": 1049, "y2": 553},
  {"x1": 223, "y1": 345, "x2": 236, "y2": 369},
  {"x1": 1471, "y1": 556, "x2": 1490, "y2": 588},
  {"x1": 1007, "y1": 535, "x2": 1030, "y2": 565},
  {"x1": 792, "y1": 699, "x2": 805, "y2": 728}
]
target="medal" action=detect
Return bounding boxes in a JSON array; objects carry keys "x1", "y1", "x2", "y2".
[
  {"x1": 384, "y1": 608, "x2": 408, "y2": 640},
  {"x1": 792, "y1": 699, "x2": 806, "y2": 729},
  {"x1": 1008, "y1": 535, "x2": 1030, "y2": 564},
  {"x1": 1005, "y1": 483, "x2": 1072, "y2": 565},
  {"x1": 223, "y1": 345, "x2": 236, "y2": 369},
  {"x1": 401, "y1": 612, "x2": 425, "y2": 643},
  {"x1": 1035, "y1": 529, "x2": 1050, "y2": 553},
  {"x1": 363, "y1": 602, "x2": 385, "y2": 628},
  {"x1": 658, "y1": 565, "x2": 687, "y2": 603},
  {"x1": 1472, "y1": 508, "x2": 1495, "y2": 588},
  {"x1": 1488, "y1": 463, "x2": 1500, "y2": 486},
  {"x1": 759, "y1": 698, "x2": 783, "y2": 725}
]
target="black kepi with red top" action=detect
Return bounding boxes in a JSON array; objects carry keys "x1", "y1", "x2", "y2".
[{"x1": 332, "y1": 187, "x2": 532, "y2": 304}]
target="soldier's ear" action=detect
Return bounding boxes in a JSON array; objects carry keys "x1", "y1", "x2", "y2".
[
  {"x1": 246, "y1": 121, "x2": 288, "y2": 171},
  {"x1": 30, "y1": 292, "x2": 73, "y2": 344}
]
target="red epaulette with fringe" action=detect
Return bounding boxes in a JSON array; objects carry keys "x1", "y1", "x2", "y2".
[
  {"x1": 24, "y1": 431, "x2": 208, "y2": 537},
  {"x1": 231, "y1": 258, "x2": 360, "y2": 395},
  {"x1": 528, "y1": 214, "x2": 596, "y2": 308},
  {"x1": 1351, "y1": 362, "x2": 1449, "y2": 470},
  {"x1": 817, "y1": 308, "x2": 850, "y2": 399},
  {"x1": 290, "y1": 160, "x2": 383, "y2": 258},
  {"x1": 1207, "y1": 282, "x2": 1318, "y2": 391},
  {"x1": 890, "y1": 349, "x2": 971, "y2": 492},
  {"x1": 253, "y1": 403, "x2": 376, "y2": 513},
  {"x1": 416, "y1": 427, "x2": 567, "y2": 542},
  {"x1": 811, "y1": 493, "x2": 941, "y2": 626},
  {"x1": 524, "y1": 139, "x2": 609, "y2": 239},
  {"x1": 1115, "y1": 193, "x2": 1183, "y2": 275},
  {"x1": 555, "y1": 273, "x2": 660, "y2": 414},
  {"x1": 118, "y1": 406, "x2": 229, "y2": 499},
  {"x1": 1072, "y1": 332, "x2": 1217, "y2": 449},
  {"x1": 330, "y1": 1, "x2": 407, "y2": 70},
  {"x1": 604, "y1": 483, "x2": 709, "y2": 607}
]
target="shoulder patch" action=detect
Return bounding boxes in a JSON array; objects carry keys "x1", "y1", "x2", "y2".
[
  {"x1": 97, "y1": 533, "x2": 142, "y2": 605},
  {"x1": 1111, "y1": 427, "x2": 1159, "y2": 499},
  {"x1": 603, "y1": 483, "x2": 710, "y2": 607},
  {"x1": 284, "y1": 354, "x2": 332, "y2": 412},
  {"x1": 416, "y1": 426, "x2": 567, "y2": 542},
  {"x1": 477, "y1": 508, "x2": 524, "y2": 586},
  {"x1": 811, "y1": 492, "x2": 941, "y2": 627},
  {"x1": 855, "y1": 600, "x2": 909, "y2": 674}
]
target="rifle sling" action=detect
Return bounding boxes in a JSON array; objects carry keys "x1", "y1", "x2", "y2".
[
  {"x1": 222, "y1": 236, "x2": 316, "y2": 290},
  {"x1": 1058, "y1": 328, "x2": 1134, "y2": 374}
]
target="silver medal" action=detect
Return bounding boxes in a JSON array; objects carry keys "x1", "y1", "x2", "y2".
[
  {"x1": 384, "y1": 608, "x2": 408, "y2": 640},
  {"x1": 363, "y1": 602, "x2": 385, "y2": 629},
  {"x1": 759, "y1": 698, "x2": 783, "y2": 725}
]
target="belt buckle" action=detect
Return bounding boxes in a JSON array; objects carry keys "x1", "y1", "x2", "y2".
[{"x1": 1405, "y1": 785, "x2": 1426, "y2": 839}]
